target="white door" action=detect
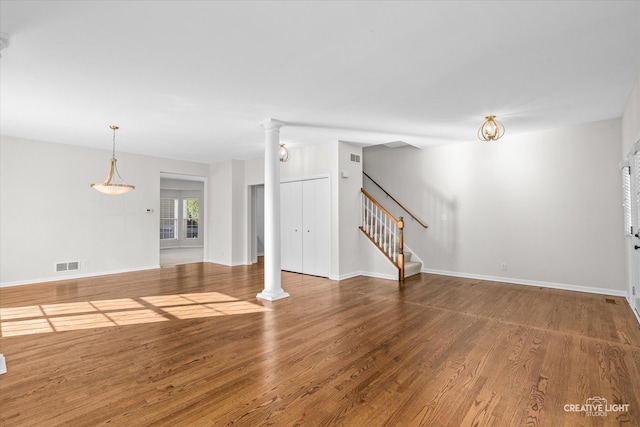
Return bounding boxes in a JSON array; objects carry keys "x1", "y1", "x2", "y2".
[
  {"x1": 280, "y1": 181, "x2": 303, "y2": 273},
  {"x1": 302, "y1": 178, "x2": 331, "y2": 277},
  {"x1": 256, "y1": 185, "x2": 264, "y2": 256},
  {"x1": 631, "y1": 150, "x2": 640, "y2": 318},
  {"x1": 624, "y1": 145, "x2": 640, "y2": 320}
]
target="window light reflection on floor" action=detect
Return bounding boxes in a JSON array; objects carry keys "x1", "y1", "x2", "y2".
[{"x1": 0, "y1": 292, "x2": 271, "y2": 337}]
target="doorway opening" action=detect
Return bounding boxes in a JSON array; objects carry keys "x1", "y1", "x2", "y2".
[
  {"x1": 248, "y1": 184, "x2": 264, "y2": 265},
  {"x1": 160, "y1": 172, "x2": 206, "y2": 267}
]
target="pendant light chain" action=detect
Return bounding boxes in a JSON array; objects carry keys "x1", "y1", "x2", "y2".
[
  {"x1": 111, "y1": 125, "x2": 118, "y2": 159},
  {"x1": 110, "y1": 125, "x2": 129, "y2": 184}
]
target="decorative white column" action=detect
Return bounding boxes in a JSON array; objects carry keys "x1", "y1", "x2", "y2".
[{"x1": 257, "y1": 118, "x2": 290, "y2": 301}]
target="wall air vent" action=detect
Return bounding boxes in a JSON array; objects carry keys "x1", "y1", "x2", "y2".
[
  {"x1": 350, "y1": 153, "x2": 361, "y2": 163},
  {"x1": 55, "y1": 261, "x2": 80, "y2": 272}
]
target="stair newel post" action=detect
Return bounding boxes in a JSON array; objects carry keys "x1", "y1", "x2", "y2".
[{"x1": 397, "y1": 216, "x2": 405, "y2": 283}]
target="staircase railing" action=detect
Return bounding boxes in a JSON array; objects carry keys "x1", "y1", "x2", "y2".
[
  {"x1": 360, "y1": 188, "x2": 405, "y2": 283},
  {"x1": 363, "y1": 171, "x2": 428, "y2": 228}
]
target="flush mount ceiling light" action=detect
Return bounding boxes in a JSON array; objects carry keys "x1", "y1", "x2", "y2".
[
  {"x1": 91, "y1": 125, "x2": 135, "y2": 195},
  {"x1": 279, "y1": 143, "x2": 290, "y2": 162},
  {"x1": 478, "y1": 115, "x2": 505, "y2": 141}
]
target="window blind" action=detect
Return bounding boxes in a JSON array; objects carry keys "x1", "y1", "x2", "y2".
[{"x1": 160, "y1": 198, "x2": 178, "y2": 240}]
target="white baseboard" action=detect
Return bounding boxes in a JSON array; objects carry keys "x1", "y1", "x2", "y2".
[
  {"x1": 627, "y1": 297, "x2": 640, "y2": 324},
  {"x1": 334, "y1": 271, "x2": 361, "y2": 281},
  {"x1": 160, "y1": 245, "x2": 204, "y2": 250},
  {"x1": 204, "y1": 258, "x2": 247, "y2": 267},
  {"x1": 421, "y1": 268, "x2": 627, "y2": 298},
  {"x1": 0, "y1": 265, "x2": 160, "y2": 288},
  {"x1": 343, "y1": 270, "x2": 397, "y2": 281}
]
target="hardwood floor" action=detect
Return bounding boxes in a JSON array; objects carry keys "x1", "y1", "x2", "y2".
[
  {"x1": 1, "y1": 261, "x2": 639, "y2": 426},
  {"x1": 160, "y1": 247, "x2": 204, "y2": 267}
]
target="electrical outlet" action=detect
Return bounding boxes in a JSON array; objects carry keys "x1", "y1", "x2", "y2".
[{"x1": 501, "y1": 263, "x2": 507, "y2": 271}]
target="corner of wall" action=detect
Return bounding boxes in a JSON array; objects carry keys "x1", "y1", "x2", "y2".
[{"x1": 622, "y1": 72, "x2": 640, "y2": 156}]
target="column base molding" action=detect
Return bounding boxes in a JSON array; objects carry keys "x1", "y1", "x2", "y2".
[{"x1": 256, "y1": 290, "x2": 290, "y2": 301}]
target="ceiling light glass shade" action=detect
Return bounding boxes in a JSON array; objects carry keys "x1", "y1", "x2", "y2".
[
  {"x1": 478, "y1": 115, "x2": 505, "y2": 141},
  {"x1": 91, "y1": 158, "x2": 135, "y2": 194},
  {"x1": 279, "y1": 143, "x2": 289, "y2": 162},
  {"x1": 91, "y1": 125, "x2": 135, "y2": 194}
]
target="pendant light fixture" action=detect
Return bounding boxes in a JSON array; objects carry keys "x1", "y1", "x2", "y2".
[
  {"x1": 478, "y1": 115, "x2": 505, "y2": 141},
  {"x1": 91, "y1": 125, "x2": 135, "y2": 195},
  {"x1": 279, "y1": 143, "x2": 290, "y2": 162}
]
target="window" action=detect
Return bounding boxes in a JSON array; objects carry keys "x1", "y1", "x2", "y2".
[
  {"x1": 183, "y1": 199, "x2": 199, "y2": 239},
  {"x1": 160, "y1": 198, "x2": 178, "y2": 240}
]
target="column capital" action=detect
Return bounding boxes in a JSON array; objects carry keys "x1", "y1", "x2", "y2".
[{"x1": 261, "y1": 118, "x2": 286, "y2": 131}]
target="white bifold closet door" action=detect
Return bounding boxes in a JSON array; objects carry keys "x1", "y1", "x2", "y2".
[
  {"x1": 280, "y1": 178, "x2": 331, "y2": 277},
  {"x1": 281, "y1": 181, "x2": 303, "y2": 273}
]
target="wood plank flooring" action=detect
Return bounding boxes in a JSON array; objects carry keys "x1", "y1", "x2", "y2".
[{"x1": 1, "y1": 261, "x2": 639, "y2": 426}]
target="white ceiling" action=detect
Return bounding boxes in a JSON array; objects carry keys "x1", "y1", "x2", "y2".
[{"x1": 1, "y1": 1, "x2": 639, "y2": 163}]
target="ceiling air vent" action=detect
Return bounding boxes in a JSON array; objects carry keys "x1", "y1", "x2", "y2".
[{"x1": 350, "y1": 153, "x2": 361, "y2": 163}]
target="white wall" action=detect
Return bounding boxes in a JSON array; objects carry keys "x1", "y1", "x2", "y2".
[
  {"x1": 207, "y1": 159, "x2": 246, "y2": 266},
  {"x1": 244, "y1": 157, "x2": 265, "y2": 187},
  {"x1": 622, "y1": 72, "x2": 640, "y2": 156},
  {"x1": 364, "y1": 118, "x2": 626, "y2": 294},
  {"x1": 231, "y1": 160, "x2": 246, "y2": 263},
  {"x1": 0, "y1": 135, "x2": 209, "y2": 286},
  {"x1": 338, "y1": 141, "x2": 366, "y2": 279}
]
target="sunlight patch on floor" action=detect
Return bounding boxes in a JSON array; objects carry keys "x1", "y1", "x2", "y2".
[{"x1": 0, "y1": 292, "x2": 271, "y2": 337}]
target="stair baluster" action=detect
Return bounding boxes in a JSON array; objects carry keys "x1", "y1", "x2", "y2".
[{"x1": 359, "y1": 188, "x2": 406, "y2": 283}]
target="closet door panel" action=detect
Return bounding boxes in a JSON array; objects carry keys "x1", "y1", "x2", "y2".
[
  {"x1": 301, "y1": 181, "x2": 316, "y2": 274},
  {"x1": 280, "y1": 181, "x2": 303, "y2": 273},
  {"x1": 302, "y1": 178, "x2": 331, "y2": 277}
]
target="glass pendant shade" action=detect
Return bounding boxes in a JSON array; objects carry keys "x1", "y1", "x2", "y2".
[
  {"x1": 279, "y1": 143, "x2": 290, "y2": 162},
  {"x1": 91, "y1": 125, "x2": 135, "y2": 194},
  {"x1": 91, "y1": 158, "x2": 135, "y2": 194},
  {"x1": 478, "y1": 115, "x2": 505, "y2": 141}
]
